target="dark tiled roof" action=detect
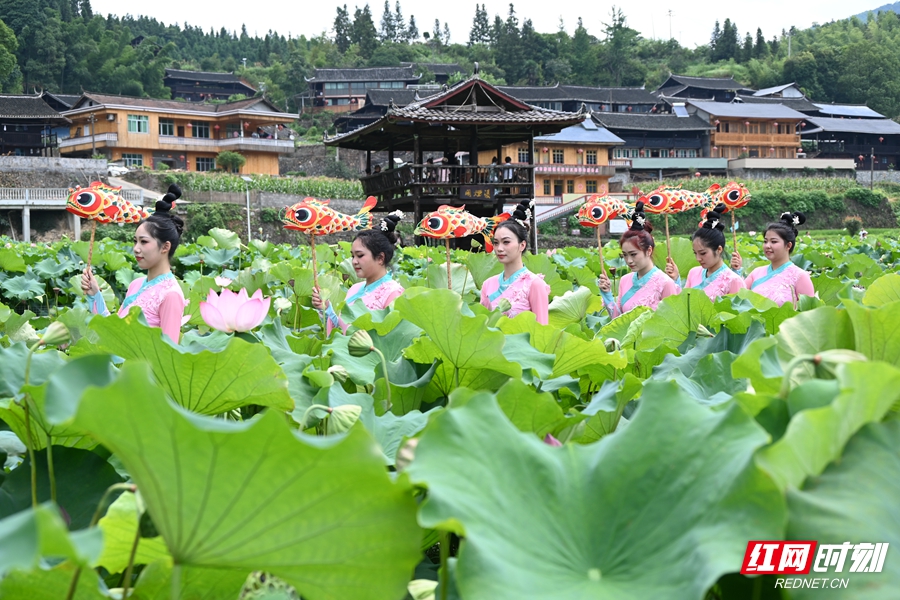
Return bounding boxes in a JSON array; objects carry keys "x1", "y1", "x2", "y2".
[
  {"x1": 803, "y1": 117, "x2": 900, "y2": 135},
  {"x1": 592, "y1": 112, "x2": 713, "y2": 131},
  {"x1": 164, "y1": 69, "x2": 250, "y2": 85},
  {"x1": 42, "y1": 92, "x2": 81, "y2": 108},
  {"x1": 0, "y1": 95, "x2": 68, "y2": 120},
  {"x1": 813, "y1": 103, "x2": 885, "y2": 119},
  {"x1": 499, "y1": 84, "x2": 658, "y2": 105},
  {"x1": 407, "y1": 62, "x2": 463, "y2": 76},
  {"x1": 364, "y1": 89, "x2": 420, "y2": 107},
  {"x1": 308, "y1": 66, "x2": 419, "y2": 83},
  {"x1": 688, "y1": 100, "x2": 807, "y2": 120},
  {"x1": 734, "y1": 96, "x2": 819, "y2": 112},
  {"x1": 659, "y1": 74, "x2": 754, "y2": 91},
  {"x1": 752, "y1": 83, "x2": 801, "y2": 97},
  {"x1": 68, "y1": 93, "x2": 290, "y2": 115}
]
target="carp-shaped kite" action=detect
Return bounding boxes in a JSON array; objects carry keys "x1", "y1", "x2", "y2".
[{"x1": 576, "y1": 194, "x2": 630, "y2": 276}]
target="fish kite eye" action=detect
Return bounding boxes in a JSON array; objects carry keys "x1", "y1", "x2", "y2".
[
  {"x1": 591, "y1": 206, "x2": 604, "y2": 220},
  {"x1": 294, "y1": 207, "x2": 315, "y2": 225},
  {"x1": 648, "y1": 194, "x2": 665, "y2": 207},
  {"x1": 427, "y1": 216, "x2": 444, "y2": 230},
  {"x1": 73, "y1": 190, "x2": 102, "y2": 212},
  {"x1": 727, "y1": 190, "x2": 741, "y2": 201}
]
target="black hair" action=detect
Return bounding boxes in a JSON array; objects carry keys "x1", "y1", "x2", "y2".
[
  {"x1": 140, "y1": 184, "x2": 184, "y2": 256},
  {"x1": 765, "y1": 211, "x2": 807, "y2": 254},
  {"x1": 621, "y1": 202, "x2": 655, "y2": 251},
  {"x1": 356, "y1": 211, "x2": 403, "y2": 264},
  {"x1": 495, "y1": 199, "x2": 533, "y2": 243},
  {"x1": 692, "y1": 203, "x2": 727, "y2": 253}
]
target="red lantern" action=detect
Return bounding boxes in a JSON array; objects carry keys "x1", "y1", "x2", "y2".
[
  {"x1": 186, "y1": 123, "x2": 192, "y2": 128},
  {"x1": 694, "y1": 171, "x2": 701, "y2": 177},
  {"x1": 744, "y1": 121, "x2": 750, "y2": 126},
  {"x1": 243, "y1": 122, "x2": 250, "y2": 129},
  {"x1": 859, "y1": 155, "x2": 865, "y2": 161},
  {"x1": 542, "y1": 147, "x2": 549, "y2": 153},
  {"x1": 577, "y1": 148, "x2": 584, "y2": 154},
  {"x1": 800, "y1": 122, "x2": 806, "y2": 128},
  {"x1": 179, "y1": 155, "x2": 185, "y2": 160},
  {"x1": 712, "y1": 145, "x2": 718, "y2": 150},
  {"x1": 880, "y1": 137, "x2": 885, "y2": 143},
  {"x1": 772, "y1": 122, "x2": 779, "y2": 127},
  {"x1": 742, "y1": 146, "x2": 747, "y2": 151},
  {"x1": 214, "y1": 124, "x2": 220, "y2": 130},
  {"x1": 714, "y1": 119, "x2": 720, "y2": 125},
  {"x1": 770, "y1": 147, "x2": 775, "y2": 152}
]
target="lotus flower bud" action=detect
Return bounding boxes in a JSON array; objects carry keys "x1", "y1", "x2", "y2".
[
  {"x1": 327, "y1": 365, "x2": 350, "y2": 383},
  {"x1": 325, "y1": 404, "x2": 362, "y2": 435},
  {"x1": 543, "y1": 433, "x2": 562, "y2": 447},
  {"x1": 348, "y1": 330, "x2": 375, "y2": 357},
  {"x1": 39, "y1": 321, "x2": 70, "y2": 348},
  {"x1": 697, "y1": 324, "x2": 715, "y2": 338},
  {"x1": 813, "y1": 349, "x2": 867, "y2": 367},
  {"x1": 395, "y1": 437, "x2": 420, "y2": 472},
  {"x1": 495, "y1": 298, "x2": 512, "y2": 313}
]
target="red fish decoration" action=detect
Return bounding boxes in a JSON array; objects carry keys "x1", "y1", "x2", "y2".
[
  {"x1": 282, "y1": 196, "x2": 377, "y2": 234},
  {"x1": 413, "y1": 205, "x2": 509, "y2": 252}
]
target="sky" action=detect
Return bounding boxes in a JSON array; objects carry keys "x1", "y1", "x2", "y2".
[{"x1": 88, "y1": 0, "x2": 870, "y2": 49}]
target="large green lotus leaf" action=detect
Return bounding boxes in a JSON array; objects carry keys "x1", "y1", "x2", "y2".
[
  {"x1": 90, "y1": 312, "x2": 293, "y2": 414},
  {"x1": 373, "y1": 357, "x2": 439, "y2": 416},
  {"x1": 495, "y1": 378, "x2": 567, "y2": 438},
  {"x1": 0, "y1": 503, "x2": 102, "y2": 574},
  {"x1": 395, "y1": 288, "x2": 521, "y2": 378},
  {"x1": 407, "y1": 382, "x2": 785, "y2": 600},
  {"x1": 498, "y1": 311, "x2": 627, "y2": 377},
  {"x1": 97, "y1": 492, "x2": 171, "y2": 573},
  {"x1": 0, "y1": 445, "x2": 123, "y2": 529},
  {"x1": 815, "y1": 274, "x2": 851, "y2": 307},
  {"x1": 0, "y1": 562, "x2": 106, "y2": 600},
  {"x1": 547, "y1": 286, "x2": 594, "y2": 330},
  {"x1": 523, "y1": 253, "x2": 568, "y2": 297},
  {"x1": 654, "y1": 320, "x2": 765, "y2": 380},
  {"x1": 130, "y1": 561, "x2": 251, "y2": 600},
  {"x1": 426, "y1": 263, "x2": 477, "y2": 295},
  {"x1": 325, "y1": 320, "x2": 420, "y2": 385},
  {"x1": 731, "y1": 337, "x2": 783, "y2": 397},
  {"x1": 71, "y1": 363, "x2": 421, "y2": 600},
  {"x1": 405, "y1": 337, "x2": 509, "y2": 396},
  {"x1": 0, "y1": 301, "x2": 10, "y2": 325},
  {"x1": 598, "y1": 305, "x2": 651, "y2": 344},
  {"x1": 774, "y1": 306, "x2": 855, "y2": 384},
  {"x1": 844, "y1": 300, "x2": 900, "y2": 366},
  {"x1": 0, "y1": 343, "x2": 66, "y2": 399},
  {"x1": 209, "y1": 227, "x2": 242, "y2": 250},
  {"x1": 500, "y1": 333, "x2": 554, "y2": 379},
  {"x1": 574, "y1": 374, "x2": 642, "y2": 443},
  {"x1": 862, "y1": 272, "x2": 900, "y2": 307},
  {"x1": 568, "y1": 265, "x2": 602, "y2": 296},
  {"x1": 637, "y1": 289, "x2": 719, "y2": 351},
  {"x1": 0, "y1": 247, "x2": 26, "y2": 272},
  {"x1": 651, "y1": 235, "x2": 697, "y2": 279},
  {"x1": 56, "y1": 307, "x2": 98, "y2": 345},
  {"x1": 756, "y1": 361, "x2": 900, "y2": 490},
  {"x1": 784, "y1": 420, "x2": 900, "y2": 599},
  {"x1": 465, "y1": 252, "x2": 502, "y2": 289}
]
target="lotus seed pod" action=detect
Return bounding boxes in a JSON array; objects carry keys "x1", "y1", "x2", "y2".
[
  {"x1": 327, "y1": 365, "x2": 350, "y2": 383},
  {"x1": 348, "y1": 330, "x2": 374, "y2": 357},
  {"x1": 325, "y1": 404, "x2": 362, "y2": 435},
  {"x1": 39, "y1": 321, "x2": 70, "y2": 347},
  {"x1": 495, "y1": 298, "x2": 512, "y2": 313}
]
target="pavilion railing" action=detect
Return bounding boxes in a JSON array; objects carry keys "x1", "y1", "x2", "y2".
[{"x1": 360, "y1": 164, "x2": 534, "y2": 200}]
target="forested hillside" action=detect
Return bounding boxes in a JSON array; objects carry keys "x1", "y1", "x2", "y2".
[{"x1": 1, "y1": 0, "x2": 899, "y2": 118}]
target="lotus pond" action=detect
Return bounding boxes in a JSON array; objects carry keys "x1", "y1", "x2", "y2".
[{"x1": 0, "y1": 228, "x2": 899, "y2": 600}]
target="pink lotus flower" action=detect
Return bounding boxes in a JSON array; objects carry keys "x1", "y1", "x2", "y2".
[
  {"x1": 215, "y1": 276, "x2": 233, "y2": 287},
  {"x1": 200, "y1": 288, "x2": 270, "y2": 333}
]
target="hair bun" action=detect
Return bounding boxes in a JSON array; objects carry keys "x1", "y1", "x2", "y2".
[
  {"x1": 779, "y1": 210, "x2": 806, "y2": 233},
  {"x1": 703, "y1": 203, "x2": 727, "y2": 231},
  {"x1": 630, "y1": 201, "x2": 648, "y2": 231},
  {"x1": 511, "y1": 200, "x2": 534, "y2": 230},
  {"x1": 380, "y1": 210, "x2": 403, "y2": 233}
]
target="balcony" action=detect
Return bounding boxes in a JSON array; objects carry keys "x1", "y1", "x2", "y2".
[
  {"x1": 712, "y1": 133, "x2": 800, "y2": 145},
  {"x1": 360, "y1": 164, "x2": 534, "y2": 203},
  {"x1": 533, "y1": 164, "x2": 616, "y2": 176},
  {"x1": 157, "y1": 136, "x2": 295, "y2": 153},
  {"x1": 621, "y1": 137, "x2": 702, "y2": 149},
  {"x1": 59, "y1": 132, "x2": 118, "y2": 149},
  {"x1": 608, "y1": 158, "x2": 632, "y2": 168}
]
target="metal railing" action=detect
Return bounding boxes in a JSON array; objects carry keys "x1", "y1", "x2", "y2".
[
  {"x1": 360, "y1": 164, "x2": 535, "y2": 200},
  {"x1": 59, "y1": 132, "x2": 119, "y2": 148}
]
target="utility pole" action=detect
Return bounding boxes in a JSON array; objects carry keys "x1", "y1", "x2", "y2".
[
  {"x1": 88, "y1": 113, "x2": 97, "y2": 156},
  {"x1": 871, "y1": 147, "x2": 875, "y2": 190},
  {"x1": 667, "y1": 10, "x2": 673, "y2": 40}
]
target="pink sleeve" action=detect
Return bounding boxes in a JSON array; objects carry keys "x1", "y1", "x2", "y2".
[
  {"x1": 113, "y1": 278, "x2": 146, "y2": 317},
  {"x1": 480, "y1": 277, "x2": 496, "y2": 310},
  {"x1": 728, "y1": 275, "x2": 746, "y2": 295},
  {"x1": 660, "y1": 277, "x2": 678, "y2": 300},
  {"x1": 685, "y1": 267, "x2": 701, "y2": 289},
  {"x1": 158, "y1": 292, "x2": 185, "y2": 342},
  {"x1": 744, "y1": 268, "x2": 758, "y2": 289},
  {"x1": 605, "y1": 275, "x2": 630, "y2": 319},
  {"x1": 326, "y1": 283, "x2": 363, "y2": 336},
  {"x1": 529, "y1": 279, "x2": 550, "y2": 325},
  {"x1": 794, "y1": 270, "x2": 815, "y2": 298}
]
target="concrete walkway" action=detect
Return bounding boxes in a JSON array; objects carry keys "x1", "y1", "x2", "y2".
[{"x1": 108, "y1": 176, "x2": 162, "y2": 200}]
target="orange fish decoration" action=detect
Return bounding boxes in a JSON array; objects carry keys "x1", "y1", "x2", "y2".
[
  {"x1": 638, "y1": 184, "x2": 723, "y2": 214},
  {"x1": 282, "y1": 196, "x2": 377, "y2": 234},
  {"x1": 414, "y1": 205, "x2": 509, "y2": 252},
  {"x1": 577, "y1": 194, "x2": 630, "y2": 227},
  {"x1": 66, "y1": 181, "x2": 151, "y2": 223},
  {"x1": 699, "y1": 181, "x2": 752, "y2": 223}
]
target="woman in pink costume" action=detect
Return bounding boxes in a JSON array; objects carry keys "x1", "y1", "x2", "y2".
[
  {"x1": 311, "y1": 212, "x2": 405, "y2": 335},
  {"x1": 665, "y1": 203, "x2": 745, "y2": 299},
  {"x1": 737, "y1": 211, "x2": 814, "y2": 306},
  {"x1": 480, "y1": 200, "x2": 550, "y2": 325},
  {"x1": 80, "y1": 188, "x2": 187, "y2": 342},
  {"x1": 598, "y1": 202, "x2": 678, "y2": 318}
]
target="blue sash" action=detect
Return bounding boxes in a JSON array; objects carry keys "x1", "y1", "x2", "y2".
[
  {"x1": 121, "y1": 273, "x2": 174, "y2": 311},
  {"x1": 750, "y1": 262, "x2": 792, "y2": 291},
  {"x1": 345, "y1": 272, "x2": 393, "y2": 305},
  {"x1": 621, "y1": 267, "x2": 659, "y2": 306},
  {"x1": 488, "y1": 267, "x2": 528, "y2": 304},
  {"x1": 694, "y1": 264, "x2": 728, "y2": 291}
]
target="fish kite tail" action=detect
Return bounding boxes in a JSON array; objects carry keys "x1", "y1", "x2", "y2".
[
  {"x1": 355, "y1": 196, "x2": 378, "y2": 229},
  {"x1": 481, "y1": 212, "x2": 510, "y2": 253}
]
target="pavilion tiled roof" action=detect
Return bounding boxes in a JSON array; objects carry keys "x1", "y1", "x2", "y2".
[
  {"x1": 592, "y1": 112, "x2": 713, "y2": 131},
  {"x1": 0, "y1": 94, "x2": 69, "y2": 121},
  {"x1": 66, "y1": 93, "x2": 291, "y2": 116},
  {"x1": 307, "y1": 66, "x2": 419, "y2": 83}
]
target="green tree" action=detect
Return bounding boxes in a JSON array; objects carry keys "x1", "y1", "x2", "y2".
[
  {"x1": 351, "y1": 5, "x2": 378, "y2": 57},
  {"x1": 599, "y1": 6, "x2": 644, "y2": 86},
  {"x1": 754, "y1": 27, "x2": 768, "y2": 59},
  {"x1": 741, "y1": 32, "x2": 753, "y2": 63},
  {"x1": 495, "y1": 4, "x2": 523, "y2": 84},
  {"x1": 216, "y1": 151, "x2": 247, "y2": 173},
  {"x1": 379, "y1": 0, "x2": 396, "y2": 43},
  {"x1": 569, "y1": 18, "x2": 596, "y2": 85},
  {"x1": 469, "y1": 4, "x2": 490, "y2": 46},
  {"x1": 393, "y1": 2, "x2": 406, "y2": 42},
  {"x1": 0, "y1": 18, "x2": 18, "y2": 90},
  {"x1": 333, "y1": 5, "x2": 352, "y2": 53},
  {"x1": 407, "y1": 15, "x2": 418, "y2": 42}
]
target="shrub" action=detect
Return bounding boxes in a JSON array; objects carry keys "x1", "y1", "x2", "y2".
[
  {"x1": 216, "y1": 151, "x2": 247, "y2": 173},
  {"x1": 845, "y1": 187, "x2": 886, "y2": 208},
  {"x1": 843, "y1": 215, "x2": 863, "y2": 237}
]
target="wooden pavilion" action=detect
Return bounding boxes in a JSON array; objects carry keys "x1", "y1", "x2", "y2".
[{"x1": 324, "y1": 76, "x2": 586, "y2": 243}]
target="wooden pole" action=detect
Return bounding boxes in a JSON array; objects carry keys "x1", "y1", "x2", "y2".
[
  {"x1": 87, "y1": 220, "x2": 96, "y2": 268},
  {"x1": 731, "y1": 211, "x2": 737, "y2": 254},
  {"x1": 664, "y1": 213, "x2": 672, "y2": 258},
  {"x1": 309, "y1": 233, "x2": 318, "y2": 289},
  {"x1": 445, "y1": 239, "x2": 452, "y2": 290},
  {"x1": 597, "y1": 226, "x2": 607, "y2": 277}
]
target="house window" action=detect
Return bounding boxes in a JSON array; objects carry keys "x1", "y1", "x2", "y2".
[
  {"x1": 323, "y1": 82, "x2": 349, "y2": 91},
  {"x1": 552, "y1": 149, "x2": 564, "y2": 164},
  {"x1": 566, "y1": 180, "x2": 574, "y2": 194},
  {"x1": 585, "y1": 150, "x2": 597, "y2": 165},
  {"x1": 226, "y1": 123, "x2": 242, "y2": 137},
  {"x1": 192, "y1": 122, "x2": 210, "y2": 138},
  {"x1": 660, "y1": 149, "x2": 670, "y2": 158},
  {"x1": 586, "y1": 180, "x2": 597, "y2": 193},
  {"x1": 518, "y1": 148, "x2": 529, "y2": 163},
  {"x1": 82, "y1": 125, "x2": 90, "y2": 137},
  {"x1": 127, "y1": 115, "x2": 149, "y2": 134},
  {"x1": 196, "y1": 157, "x2": 216, "y2": 172},
  {"x1": 159, "y1": 119, "x2": 174, "y2": 136},
  {"x1": 543, "y1": 179, "x2": 551, "y2": 195},
  {"x1": 122, "y1": 153, "x2": 143, "y2": 167},
  {"x1": 553, "y1": 180, "x2": 563, "y2": 196}
]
